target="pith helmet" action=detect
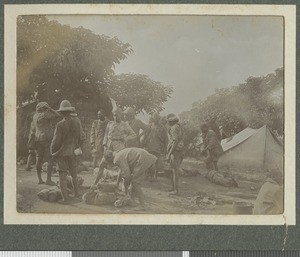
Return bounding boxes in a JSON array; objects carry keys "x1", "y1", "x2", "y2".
[
  {"x1": 57, "y1": 100, "x2": 75, "y2": 112},
  {"x1": 36, "y1": 102, "x2": 48, "y2": 111}
]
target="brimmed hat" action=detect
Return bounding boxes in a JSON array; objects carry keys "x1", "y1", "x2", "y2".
[
  {"x1": 57, "y1": 100, "x2": 75, "y2": 112},
  {"x1": 123, "y1": 107, "x2": 135, "y2": 115},
  {"x1": 36, "y1": 102, "x2": 48, "y2": 111},
  {"x1": 166, "y1": 113, "x2": 179, "y2": 122}
]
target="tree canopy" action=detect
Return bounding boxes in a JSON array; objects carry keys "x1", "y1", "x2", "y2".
[
  {"x1": 105, "y1": 73, "x2": 173, "y2": 114},
  {"x1": 17, "y1": 15, "x2": 133, "y2": 109},
  {"x1": 180, "y1": 68, "x2": 284, "y2": 137}
]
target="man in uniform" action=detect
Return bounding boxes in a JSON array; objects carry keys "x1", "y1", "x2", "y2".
[
  {"x1": 103, "y1": 109, "x2": 136, "y2": 153},
  {"x1": 93, "y1": 148, "x2": 157, "y2": 208},
  {"x1": 200, "y1": 123, "x2": 224, "y2": 171},
  {"x1": 90, "y1": 110, "x2": 109, "y2": 168},
  {"x1": 144, "y1": 112, "x2": 168, "y2": 179},
  {"x1": 51, "y1": 100, "x2": 84, "y2": 203},
  {"x1": 123, "y1": 107, "x2": 148, "y2": 147},
  {"x1": 30, "y1": 101, "x2": 60, "y2": 185},
  {"x1": 166, "y1": 113, "x2": 185, "y2": 195}
]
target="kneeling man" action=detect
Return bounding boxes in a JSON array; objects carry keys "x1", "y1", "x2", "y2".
[{"x1": 93, "y1": 148, "x2": 157, "y2": 207}]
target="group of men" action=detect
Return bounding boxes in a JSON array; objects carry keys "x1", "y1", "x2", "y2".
[
  {"x1": 25, "y1": 99, "x2": 282, "y2": 214},
  {"x1": 26, "y1": 100, "x2": 190, "y2": 205},
  {"x1": 89, "y1": 107, "x2": 186, "y2": 207}
]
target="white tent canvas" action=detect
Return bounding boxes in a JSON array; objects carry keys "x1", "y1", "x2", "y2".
[{"x1": 219, "y1": 126, "x2": 283, "y2": 171}]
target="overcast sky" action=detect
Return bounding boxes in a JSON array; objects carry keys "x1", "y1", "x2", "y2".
[{"x1": 48, "y1": 15, "x2": 283, "y2": 117}]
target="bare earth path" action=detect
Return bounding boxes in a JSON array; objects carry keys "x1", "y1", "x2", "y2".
[{"x1": 16, "y1": 160, "x2": 265, "y2": 215}]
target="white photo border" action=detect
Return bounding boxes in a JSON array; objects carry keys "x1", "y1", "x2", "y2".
[{"x1": 4, "y1": 4, "x2": 296, "y2": 225}]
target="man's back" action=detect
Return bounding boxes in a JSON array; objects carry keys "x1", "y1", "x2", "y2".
[
  {"x1": 32, "y1": 111, "x2": 55, "y2": 142},
  {"x1": 51, "y1": 117, "x2": 81, "y2": 156}
]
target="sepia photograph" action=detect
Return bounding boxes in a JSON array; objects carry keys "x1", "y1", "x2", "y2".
[{"x1": 4, "y1": 4, "x2": 296, "y2": 224}]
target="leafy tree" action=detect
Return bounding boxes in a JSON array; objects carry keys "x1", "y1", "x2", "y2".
[
  {"x1": 180, "y1": 68, "x2": 284, "y2": 144},
  {"x1": 106, "y1": 73, "x2": 173, "y2": 114},
  {"x1": 17, "y1": 15, "x2": 133, "y2": 109}
]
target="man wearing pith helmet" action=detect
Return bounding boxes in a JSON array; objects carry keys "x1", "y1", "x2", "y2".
[
  {"x1": 30, "y1": 101, "x2": 60, "y2": 185},
  {"x1": 51, "y1": 100, "x2": 84, "y2": 203}
]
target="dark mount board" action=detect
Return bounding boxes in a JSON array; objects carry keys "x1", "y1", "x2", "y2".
[{"x1": 0, "y1": 0, "x2": 299, "y2": 251}]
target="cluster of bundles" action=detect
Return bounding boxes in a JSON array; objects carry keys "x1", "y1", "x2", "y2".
[
  {"x1": 206, "y1": 170, "x2": 238, "y2": 187},
  {"x1": 82, "y1": 180, "x2": 117, "y2": 206},
  {"x1": 37, "y1": 186, "x2": 72, "y2": 202}
]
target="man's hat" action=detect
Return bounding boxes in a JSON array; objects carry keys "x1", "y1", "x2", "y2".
[
  {"x1": 166, "y1": 113, "x2": 179, "y2": 122},
  {"x1": 36, "y1": 102, "x2": 48, "y2": 111},
  {"x1": 57, "y1": 100, "x2": 75, "y2": 112}
]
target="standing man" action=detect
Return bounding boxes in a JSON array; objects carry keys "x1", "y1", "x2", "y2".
[
  {"x1": 103, "y1": 109, "x2": 136, "y2": 153},
  {"x1": 200, "y1": 123, "x2": 223, "y2": 171},
  {"x1": 93, "y1": 148, "x2": 157, "y2": 209},
  {"x1": 166, "y1": 113, "x2": 185, "y2": 195},
  {"x1": 124, "y1": 107, "x2": 148, "y2": 147},
  {"x1": 31, "y1": 101, "x2": 60, "y2": 185},
  {"x1": 144, "y1": 112, "x2": 168, "y2": 179},
  {"x1": 90, "y1": 110, "x2": 109, "y2": 168},
  {"x1": 207, "y1": 117, "x2": 222, "y2": 142},
  {"x1": 51, "y1": 100, "x2": 84, "y2": 203}
]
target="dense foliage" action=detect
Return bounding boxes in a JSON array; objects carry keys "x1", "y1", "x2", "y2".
[
  {"x1": 106, "y1": 73, "x2": 173, "y2": 114},
  {"x1": 17, "y1": 15, "x2": 172, "y2": 115},
  {"x1": 17, "y1": 15, "x2": 132, "y2": 109},
  {"x1": 180, "y1": 68, "x2": 284, "y2": 140}
]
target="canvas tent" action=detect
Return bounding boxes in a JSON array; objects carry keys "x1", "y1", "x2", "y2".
[{"x1": 219, "y1": 126, "x2": 283, "y2": 171}]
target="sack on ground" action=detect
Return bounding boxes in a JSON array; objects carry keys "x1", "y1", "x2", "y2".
[
  {"x1": 206, "y1": 170, "x2": 238, "y2": 187},
  {"x1": 37, "y1": 187, "x2": 63, "y2": 202},
  {"x1": 94, "y1": 192, "x2": 117, "y2": 206},
  {"x1": 97, "y1": 181, "x2": 117, "y2": 192}
]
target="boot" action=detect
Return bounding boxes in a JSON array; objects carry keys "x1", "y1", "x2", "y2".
[
  {"x1": 59, "y1": 173, "x2": 70, "y2": 203},
  {"x1": 72, "y1": 177, "x2": 80, "y2": 198},
  {"x1": 37, "y1": 170, "x2": 44, "y2": 184}
]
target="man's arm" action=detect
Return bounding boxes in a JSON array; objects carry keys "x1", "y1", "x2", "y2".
[
  {"x1": 102, "y1": 122, "x2": 110, "y2": 150},
  {"x1": 90, "y1": 121, "x2": 96, "y2": 147},
  {"x1": 124, "y1": 123, "x2": 137, "y2": 141},
  {"x1": 50, "y1": 124, "x2": 63, "y2": 156},
  {"x1": 166, "y1": 126, "x2": 179, "y2": 160},
  {"x1": 45, "y1": 105, "x2": 60, "y2": 118}
]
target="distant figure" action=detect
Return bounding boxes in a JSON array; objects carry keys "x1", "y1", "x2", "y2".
[
  {"x1": 93, "y1": 148, "x2": 157, "y2": 209},
  {"x1": 103, "y1": 109, "x2": 136, "y2": 153},
  {"x1": 253, "y1": 169, "x2": 283, "y2": 215},
  {"x1": 90, "y1": 110, "x2": 109, "y2": 168},
  {"x1": 124, "y1": 107, "x2": 148, "y2": 147},
  {"x1": 30, "y1": 101, "x2": 60, "y2": 185},
  {"x1": 144, "y1": 112, "x2": 168, "y2": 179},
  {"x1": 166, "y1": 113, "x2": 185, "y2": 195},
  {"x1": 25, "y1": 111, "x2": 35, "y2": 171},
  {"x1": 201, "y1": 123, "x2": 223, "y2": 171},
  {"x1": 207, "y1": 117, "x2": 222, "y2": 142},
  {"x1": 51, "y1": 100, "x2": 84, "y2": 203}
]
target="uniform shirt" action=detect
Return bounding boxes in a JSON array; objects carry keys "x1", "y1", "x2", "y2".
[
  {"x1": 114, "y1": 148, "x2": 157, "y2": 178},
  {"x1": 203, "y1": 129, "x2": 224, "y2": 160},
  {"x1": 167, "y1": 123, "x2": 184, "y2": 153},
  {"x1": 51, "y1": 117, "x2": 82, "y2": 156},
  {"x1": 253, "y1": 178, "x2": 284, "y2": 215},
  {"x1": 32, "y1": 111, "x2": 57, "y2": 142},
  {"x1": 145, "y1": 123, "x2": 168, "y2": 154},
  {"x1": 103, "y1": 121, "x2": 136, "y2": 145},
  {"x1": 90, "y1": 119, "x2": 109, "y2": 150}
]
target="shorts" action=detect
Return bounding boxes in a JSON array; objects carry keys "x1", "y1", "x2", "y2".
[{"x1": 57, "y1": 156, "x2": 77, "y2": 177}]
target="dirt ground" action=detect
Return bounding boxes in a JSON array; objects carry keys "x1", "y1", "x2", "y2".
[{"x1": 16, "y1": 158, "x2": 266, "y2": 214}]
